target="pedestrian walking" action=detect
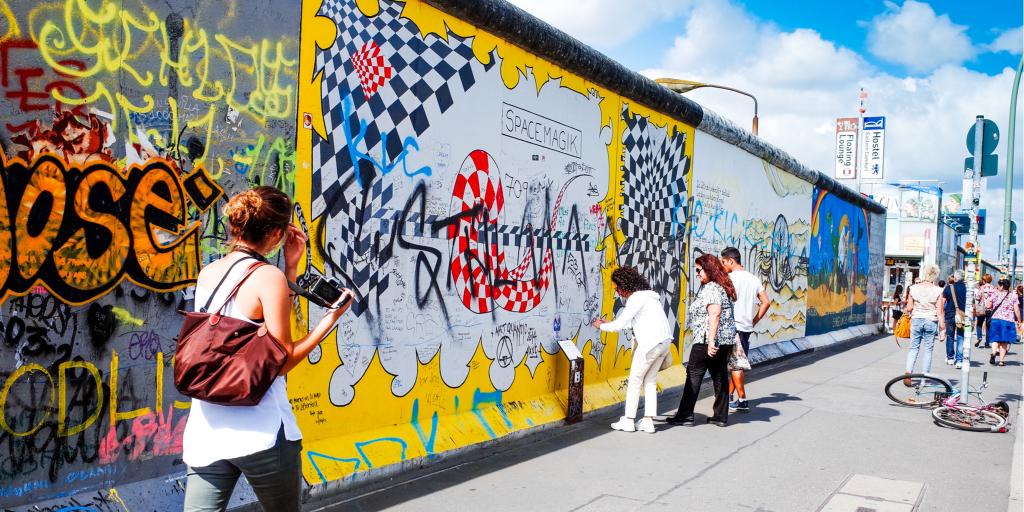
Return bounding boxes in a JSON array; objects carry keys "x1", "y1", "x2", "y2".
[
  {"x1": 719, "y1": 247, "x2": 769, "y2": 413},
  {"x1": 975, "y1": 274, "x2": 997, "y2": 348},
  {"x1": 985, "y1": 279, "x2": 1021, "y2": 366},
  {"x1": 593, "y1": 267, "x2": 673, "y2": 433},
  {"x1": 890, "y1": 284, "x2": 905, "y2": 332},
  {"x1": 667, "y1": 254, "x2": 737, "y2": 427},
  {"x1": 902, "y1": 264, "x2": 945, "y2": 386},
  {"x1": 182, "y1": 187, "x2": 354, "y2": 512},
  {"x1": 1017, "y1": 285, "x2": 1023, "y2": 344},
  {"x1": 942, "y1": 270, "x2": 967, "y2": 369}
]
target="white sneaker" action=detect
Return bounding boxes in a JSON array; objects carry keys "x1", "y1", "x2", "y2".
[
  {"x1": 610, "y1": 417, "x2": 636, "y2": 432},
  {"x1": 637, "y1": 417, "x2": 656, "y2": 433},
  {"x1": 955, "y1": 362, "x2": 962, "y2": 369},
  {"x1": 946, "y1": 359, "x2": 954, "y2": 365}
]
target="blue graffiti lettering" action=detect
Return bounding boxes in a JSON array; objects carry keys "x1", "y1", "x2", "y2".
[
  {"x1": 341, "y1": 95, "x2": 431, "y2": 187},
  {"x1": 471, "y1": 389, "x2": 512, "y2": 439},
  {"x1": 411, "y1": 399, "x2": 439, "y2": 456},
  {"x1": 307, "y1": 451, "x2": 362, "y2": 484},
  {"x1": 354, "y1": 438, "x2": 408, "y2": 469}
]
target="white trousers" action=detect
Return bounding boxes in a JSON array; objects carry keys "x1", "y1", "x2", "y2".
[{"x1": 624, "y1": 341, "x2": 670, "y2": 418}]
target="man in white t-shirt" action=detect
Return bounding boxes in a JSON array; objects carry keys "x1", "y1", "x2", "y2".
[{"x1": 720, "y1": 247, "x2": 770, "y2": 412}]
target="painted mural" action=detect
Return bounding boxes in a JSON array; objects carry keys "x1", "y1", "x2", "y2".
[
  {"x1": 289, "y1": 0, "x2": 692, "y2": 487},
  {"x1": 0, "y1": 0, "x2": 883, "y2": 509},
  {"x1": 806, "y1": 187, "x2": 871, "y2": 335},
  {"x1": 688, "y1": 133, "x2": 810, "y2": 348}
]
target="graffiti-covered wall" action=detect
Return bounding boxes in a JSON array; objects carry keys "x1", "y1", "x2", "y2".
[
  {"x1": 0, "y1": 0, "x2": 884, "y2": 509},
  {"x1": 0, "y1": 0, "x2": 298, "y2": 508},
  {"x1": 688, "y1": 133, "x2": 811, "y2": 348},
  {"x1": 806, "y1": 187, "x2": 871, "y2": 335}
]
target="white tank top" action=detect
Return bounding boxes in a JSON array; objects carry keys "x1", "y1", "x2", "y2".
[{"x1": 181, "y1": 257, "x2": 302, "y2": 467}]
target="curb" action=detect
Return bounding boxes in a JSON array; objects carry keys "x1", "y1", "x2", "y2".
[{"x1": 1008, "y1": 363, "x2": 1023, "y2": 512}]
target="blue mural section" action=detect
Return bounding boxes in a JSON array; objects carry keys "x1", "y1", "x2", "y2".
[{"x1": 806, "y1": 187, "x2": 870, "y2": 335}]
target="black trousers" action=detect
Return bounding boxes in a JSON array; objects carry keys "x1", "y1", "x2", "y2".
[{"x1": 675, "y1": 343, "x2": 730, "y2": 423}]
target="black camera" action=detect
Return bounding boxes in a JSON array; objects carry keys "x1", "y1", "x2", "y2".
[{"x1": 292, "y1": 274, "x2": 351, "y2": 309}]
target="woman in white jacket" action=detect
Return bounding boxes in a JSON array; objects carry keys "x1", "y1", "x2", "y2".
[{"x1": 593, "y1": 266, "x2": 673, "y2": 433}]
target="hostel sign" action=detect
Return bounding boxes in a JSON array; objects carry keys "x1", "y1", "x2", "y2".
[{"x1": 860, "y1": 116, "x2": 886, "y2": 180}]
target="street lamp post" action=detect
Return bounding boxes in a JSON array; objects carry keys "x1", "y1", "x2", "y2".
[
  {"x1": 656, "y1": 78, "x2": 759, "y2": 136},
  {"x1": 1003, "y1": 56, "x2": 1022, "y2": 280}
]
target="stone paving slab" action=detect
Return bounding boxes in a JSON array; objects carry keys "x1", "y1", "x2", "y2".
[{"x1": 315, "y1": 335, "x2": 1021, "y2": 512}]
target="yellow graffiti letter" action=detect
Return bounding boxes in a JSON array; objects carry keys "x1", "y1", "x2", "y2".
[
  {"x1": 0, "y1": 364, "x2": 54, "y2": 437},
  {"x1": 109, "y1": 349, "x2": 150, "y2": 429},
  {"x1": 58, "y1": 360, "x2": 103, "y2": 437}
]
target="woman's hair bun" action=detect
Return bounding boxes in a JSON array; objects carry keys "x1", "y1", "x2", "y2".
[
  {"x1": 223, "y1": 186, "x2": 293, "y2": 247},
  {"x1": 223, "y1": 190, "x2": 262, "y2": 229}
]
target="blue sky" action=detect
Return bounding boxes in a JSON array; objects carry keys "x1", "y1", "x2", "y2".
[
  {"x1": 510, "y1": 0, "x2": 1023, "y2": 260},
  {"x1": 602, "y1": 1, "x2": 1022, "y2": 77}
]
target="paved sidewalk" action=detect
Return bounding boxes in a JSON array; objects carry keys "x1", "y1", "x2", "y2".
[{"x1": 313, "y1": 335, "x2": 1022, "y2": 512}]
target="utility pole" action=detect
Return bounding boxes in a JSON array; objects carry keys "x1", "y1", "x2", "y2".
[
  {"x1": 856, "y1": 88, "x2": 867, "y2": 194},
  {"x1": 961, "y1": 115, "x2": 998, "y2": 402}
]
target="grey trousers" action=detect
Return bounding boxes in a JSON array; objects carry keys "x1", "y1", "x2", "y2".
[{"x1": 183, "y1": 427, "x2": 302, "y2": 512}]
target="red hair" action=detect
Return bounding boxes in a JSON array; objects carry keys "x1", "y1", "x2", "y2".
[{"x1": 695, "y1": 253, "x2": 736, "y2": 301}]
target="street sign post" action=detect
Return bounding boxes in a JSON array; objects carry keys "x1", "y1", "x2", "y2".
[
  {"x1": 960, "y1": 115, "x2": 998, "y2": 402},
  {"x1": 965, "y1": 118, "x2": 999, "y2": 177}
]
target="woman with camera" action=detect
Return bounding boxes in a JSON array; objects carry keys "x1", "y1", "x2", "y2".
[{"x1": 182, "y1": 186, "x2": 353, "y2": 512}]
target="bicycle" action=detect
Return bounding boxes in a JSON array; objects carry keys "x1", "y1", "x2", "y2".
[
  {"x1": 883, "y1": 372, "x2": 1010, "y2": 432},
  {"x1": 883, "y1": 373, "x2": 956, "y2": 408}
]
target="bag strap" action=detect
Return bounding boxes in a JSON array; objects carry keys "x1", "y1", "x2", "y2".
[
  {"x1": 992, "y1": 290, "x2": 1010, "y2": 312},
  {"x1": 210, "y1": 261, "x2": 267, "y2": 315},
  {"x1": 200, "y1": 257, "x2": 257, "y2": 312},
  {"x1": 949, "y1": 284, "x2": 961, "y2": 311}
]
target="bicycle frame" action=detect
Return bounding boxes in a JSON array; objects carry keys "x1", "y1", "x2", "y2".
[{"x1": 940, "y1": 371, "x2": 990, "y2": 407}]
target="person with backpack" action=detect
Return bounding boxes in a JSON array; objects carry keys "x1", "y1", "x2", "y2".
[
  {"x1": 986, "y1": 278, "x2": 1021, "y2": 366},
  {"x1": 974, "y1": 274, "x2": 997, "y2": 348},
  {"x1": 942, "y1": 270, "x2": 967, "y2": 368}
]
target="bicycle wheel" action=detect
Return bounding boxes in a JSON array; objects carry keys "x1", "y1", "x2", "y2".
[
  {"x1": 884, "y1": 374, "x2": 952, "y2": 408},
  {"x1": 932, "y1": 405, "x2": 1008, "y2": 432}
]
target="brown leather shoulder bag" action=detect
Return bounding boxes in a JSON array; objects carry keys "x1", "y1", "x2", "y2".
[{"x1": 174, "y1": 258, "x2": 289, "y2": 406}]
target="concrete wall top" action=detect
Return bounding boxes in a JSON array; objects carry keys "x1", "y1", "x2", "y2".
[{"x1": 424, "y1": 0, "x2": 886, "y2": 215}]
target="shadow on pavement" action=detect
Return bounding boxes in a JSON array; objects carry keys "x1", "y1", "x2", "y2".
[{"x1": 304, "y1": 335, "x2": 884, "y2": 512}]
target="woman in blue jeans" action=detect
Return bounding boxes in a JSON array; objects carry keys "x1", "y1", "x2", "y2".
[{"x1": 903, "y1": 264, "x2": 945, "y2": 384}]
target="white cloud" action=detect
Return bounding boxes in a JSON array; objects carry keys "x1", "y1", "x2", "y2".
[
  {"x1": 986, "y1": 26, "x2": 1023, "y2": 54},
  {"x1": 659, "y1": 0, "x2": 870, "y2": 88},
  {"x1": 866, "y1": 1, "x2": 975, "y2": 73},
  {"x1": 513, "y1": 0, "x2": 1023, "y2": 258},
  {"x1": 643, "y1": 1, "x2": 1022, "y2": 258},
  {"x1": 504, "y1": 0, "x2": 690, "y2": 49}
]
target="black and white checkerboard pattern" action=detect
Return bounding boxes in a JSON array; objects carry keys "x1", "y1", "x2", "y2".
[
  {"x1": 312, "y1": 0, "x2": 492, "y2": 218},
  {"x1": 310, "y1": 0, "x2": 492, "y2": 313},
  {"x1": 370, "y1": 209, "x2": 591, "y2": 252},
  {"x1": 618, "y1": 106, "x2": 690, "y2": 332}
]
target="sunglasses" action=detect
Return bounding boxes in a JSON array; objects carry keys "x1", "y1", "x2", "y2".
[{"x1": 696, "y1": 267, "x2": 705, "y2": 274}]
